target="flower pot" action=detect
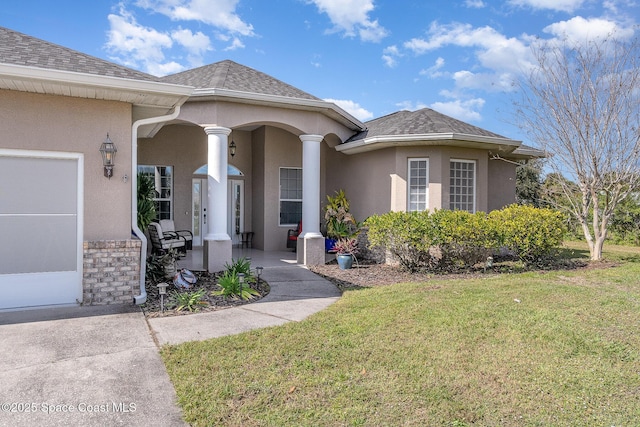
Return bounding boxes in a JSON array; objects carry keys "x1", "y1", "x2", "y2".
[
  {"x1": 336, "y1": 254, "x2": 353, "y2": 270},
  {"x1": 325, "y1": 238, "x2": 337, "y2": 252}
]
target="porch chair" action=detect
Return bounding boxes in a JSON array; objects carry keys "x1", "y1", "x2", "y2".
[
  {"x1": 286, "y1": 221, "x2": 302, "y2": 250},
  {"x1": 159, "y1": 219, "x2": 193, "y2": 250},
  {"x1": 148, "y1": 222, "x2": 186, "y2": 255}
]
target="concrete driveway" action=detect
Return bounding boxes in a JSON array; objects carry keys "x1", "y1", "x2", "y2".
[
  {"x1": 0, "y1": 305, "x2": 185, "y2": 427},
  {"x1": 0, "y1": 250, "x2": 341, "y2": 426}
]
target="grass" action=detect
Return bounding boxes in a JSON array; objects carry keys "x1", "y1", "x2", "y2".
[{"x1": 161, "y1": 242, "x2": 640, "y2": 426}]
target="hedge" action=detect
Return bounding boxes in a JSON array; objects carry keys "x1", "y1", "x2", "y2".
[{"x1": 364, "y1": 205, "x2": 566, "y2": 271}]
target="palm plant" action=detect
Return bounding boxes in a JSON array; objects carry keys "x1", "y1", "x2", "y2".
[{"x1": 137, "y1": 172, "x2": 157, "y2": 231}]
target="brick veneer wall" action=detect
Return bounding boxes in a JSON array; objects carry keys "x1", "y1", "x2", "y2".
[{"x1": 83, "y1": 239, "x2": 142, "y2": 305}]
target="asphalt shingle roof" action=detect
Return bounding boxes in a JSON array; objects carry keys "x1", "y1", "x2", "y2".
[
  {"x1": 160, "y1": 60, "x2": 321, "y2": 100},
  {"x1": 0, "y1": 26, "x2": 159, "y2": 81},
  {"x1": 347, "y1": 108, "x2": 509, "y2": 142}
]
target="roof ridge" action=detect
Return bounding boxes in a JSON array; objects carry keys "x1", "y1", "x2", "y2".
[{"x1": 161, "y1": 59, "x2": 321, "y2": 101}]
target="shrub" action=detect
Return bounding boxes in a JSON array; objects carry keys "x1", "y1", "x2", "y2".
[
  {"x1": 169, "y1": 289, "x2": 208, "y2": 312},
  {"x1": 224, "y1": 257, "x2": 253, "y2": 279},
  {"x1": 213, "y1": 271, "x2": 259, "y2": 300},
  {"x1": 430, "y1": 210, "x2": 499, "y2": 269},
  {"x1": 365, "y1": 205, "x2": 565, "y2": 271},
  {"x1": 365, "y1": 211, "x2": 434, "y2": 272},
  {"x1": 489, "y1": 204, "x2": 566, "y2": 265}
]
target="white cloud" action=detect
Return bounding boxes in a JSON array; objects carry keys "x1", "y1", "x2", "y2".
[
  {"x1": 543, "y1": 16, "x2": 635, "y2": 42},
  {"x1": 106, "y1": 6, "x2": 185, "y2": 75},
  {"x1": 396, "y1": 100, "x2": 428, "y2": 111},
  {"x1": 171, "y1": 28, "x2": 212, "y2": 55},
  {"x1": 223, "y1": 37, "x2": 245, "y2": 51},
  {"x1": 382, "y1": 45, "x2": 401, "y2": 67},
  {"x1": 405, "y1": 22, "x2": 532, "y2": 73},
  {"x1": 429, "y1": 98, "x2": 485, "y2": 122},
  {"x1": 453, "y1": 70, "x2": 518, "y2": 92},
  {"x1": 324, "y1": 98, "x2": 374, "y2": 121},
  {"x1": 307, "y1": 0, "x2": 388, "y2": 42},
  {"x1": 507, "y1": 0, "x2": 586, "y2": 13},
  {"x1": 135, "y1": 0, "x2": 254, "y2": 36},
  {"x1": 151, "y1": 61, "x2": 186, "y2": 76},
  {"x1": 420, "y1": 57, "x2": 446, "y2": 78},
  {"x1": 465, "y1": 0, "x2": 486, "y2": 8}
]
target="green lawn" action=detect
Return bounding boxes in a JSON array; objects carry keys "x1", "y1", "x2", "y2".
[{"x1": 161, "y1": 243, "x2": 640, "y2": 426}]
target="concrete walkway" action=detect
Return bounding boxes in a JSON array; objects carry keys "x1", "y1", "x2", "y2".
[
  {"x1": 0, "y1": 249, "x2": 340, "y2": 426},
  {"x1": 148, "y1": 251, "x2": 341, "y2": 345}
]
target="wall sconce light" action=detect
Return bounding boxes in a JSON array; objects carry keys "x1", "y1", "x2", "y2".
[
  {"x1": 229, "y1": 139, "x2": 237, "y2": 157},
  {"x1": 99, "y1": 133, "x2": 117, "y2": 179}
]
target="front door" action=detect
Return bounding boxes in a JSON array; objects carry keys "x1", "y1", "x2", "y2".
[
  {"x1": 228, "y1": 180, "x2": 244, "y2": 246},
  {"x1": 192, "y1": 178, "x2": 244, "y2": 246},
  {"x1": 191, "y1": 178, "x2": 207, "y2": 246}
]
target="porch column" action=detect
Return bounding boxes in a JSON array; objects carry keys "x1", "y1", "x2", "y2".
[
  {"x1": 298, "y1": 134, "x2": 325, "y2": 265},
  {"x1": 203, "y1": 125, "x2": 232, "y2": 272}
]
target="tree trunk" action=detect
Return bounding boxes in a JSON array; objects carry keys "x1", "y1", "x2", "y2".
[{"x1": 592, "y1": 236, "x2": 606, "y2": 261}]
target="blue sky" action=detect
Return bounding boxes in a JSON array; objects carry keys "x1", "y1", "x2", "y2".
[{"x1": 2, "y1": 0, "x2": 638, "y2": 144}]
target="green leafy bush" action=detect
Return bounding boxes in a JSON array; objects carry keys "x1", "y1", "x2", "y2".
[
  {"x1": 365, "y1": 211, "x2": 434, "y2": 272},
  {"x1": 213, "y1": 271, "x2": 260, "y2": 300},
  {"x1": 430, "y1": 210, "x2": 499, "y2": 269},
  {"x1": 224, "y1": 257, "x2": 253, "y2": 278},
  {"x1": 169, "y1": 289, "x2": 208, "y2": 312},
  {"x1": 137, "y1": 173, "x2": 157, "y2": 231},
  {"x1": 365, "y1": 205, "x2": 565, "y2": 271},
  {"x1": 488, "y1": 204, "x2": 566, "y2": 265}
]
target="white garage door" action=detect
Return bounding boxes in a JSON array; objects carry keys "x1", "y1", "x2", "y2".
[{"x1": 0, "y1": 150, "x2": 83, "y2": 310}]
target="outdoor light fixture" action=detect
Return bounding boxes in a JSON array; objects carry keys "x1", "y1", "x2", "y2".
[
  {"x1": 256, "y1": 266, "x2": 264, "y2": 281},
  {"x1": 485, "y1": 256, "x2": 494, "y2": 271},
  {"x1": 99, "y1": 133, "x2": 117, "y2": 178},
  {"x1": 238, "y1": 273, "x2": 245, "y2": 285},
  {"x1": 157, "y1": 282, "x2": 169, "y2": 313},
  {"x1": 229, "y1": 139, "x2": 237, "y2": 157}
]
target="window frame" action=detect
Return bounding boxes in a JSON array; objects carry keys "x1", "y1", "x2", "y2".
[
  {"x1": 449, "y1": 159, "x2": 476, "y2": 213},
  {"x1": 407, "y1": 158, "x2": 429, "y2": 212},
  {"x1": 137, "y1": 165, "x2": 174, "y2": 221},
  {"x1": 279, "y1": 166, "x2": 303, "y2": 226}
]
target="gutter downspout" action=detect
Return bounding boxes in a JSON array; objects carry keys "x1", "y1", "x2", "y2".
[{"x1": 132, "y1": 106, "x2": 182, "y2": 305}]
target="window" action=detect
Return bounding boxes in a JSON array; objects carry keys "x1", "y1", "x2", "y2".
[
  {"x1": 279, "y1": 167, "x2": 302, "y2": 225},
  {"x1": 408, "y1": 159, "x2": 429, "y2": 212},
  {"x1": 449, "y1": 159, "x2": 475, "y2": 212},
  {"x1": 138, "y1": 165, "x2": 173, "y2": 220}
]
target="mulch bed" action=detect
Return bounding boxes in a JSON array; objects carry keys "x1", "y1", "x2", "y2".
[
  {"x1": 308, "y1": 257, "x2": 596, "y2": 292},
  {"x1": 140, "y1": 271, "x2": 270, "y2": 318},
  {"x1": 142, "y1": 256, "x2": 602, "y2": 317}
]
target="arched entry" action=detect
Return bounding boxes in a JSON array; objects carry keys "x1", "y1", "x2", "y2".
[{"x1": 192, "y1": 164, "x2": 245, "y2": 246}]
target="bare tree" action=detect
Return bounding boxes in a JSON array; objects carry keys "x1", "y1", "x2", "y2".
[{"x1": 514, "y1": 35, "x2": 640, "y2": 260}]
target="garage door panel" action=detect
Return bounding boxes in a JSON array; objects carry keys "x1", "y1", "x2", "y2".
[
  {"x1": 0, "y1": 156, "x2": 77, "y2": 215},
  {"x1": 0, "y1": 151, "x2": 82, "y2": 310},
  {"x1": 0, "y1": 215, "x2": 77, "y2": 275},
  {"x1": 0, "y1": 271, "x2": 80, "y2": 310}
]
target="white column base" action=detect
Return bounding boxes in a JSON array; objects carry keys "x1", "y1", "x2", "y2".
[
  {"x1": 297, "y1": 235, "x2": 325, "y2": 266},
  {"x1": 204, "y1": 239, "x2": 232, "y2": 273}
]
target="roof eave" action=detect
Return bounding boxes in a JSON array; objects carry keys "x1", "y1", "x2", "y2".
[
  {"x1": 336, "y1": 133, "x2": 522, "y2": 155},
  {"x1": 500, "y1": 146, "x2": 546, "y2": 160},
  {"x1": 190, "y1": 87, "x2": 365, "y2": 131},
  {"x1": 0, "y1": 63, "x2": 193, "y2": 108}
]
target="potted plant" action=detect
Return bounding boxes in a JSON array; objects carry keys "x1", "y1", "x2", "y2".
[
  {"x1": 324, "y1": 189, "x2": 360, "y2": 251},
  {"x1": 332, "y1": 238, "x2": 359, "y2": 270}
]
